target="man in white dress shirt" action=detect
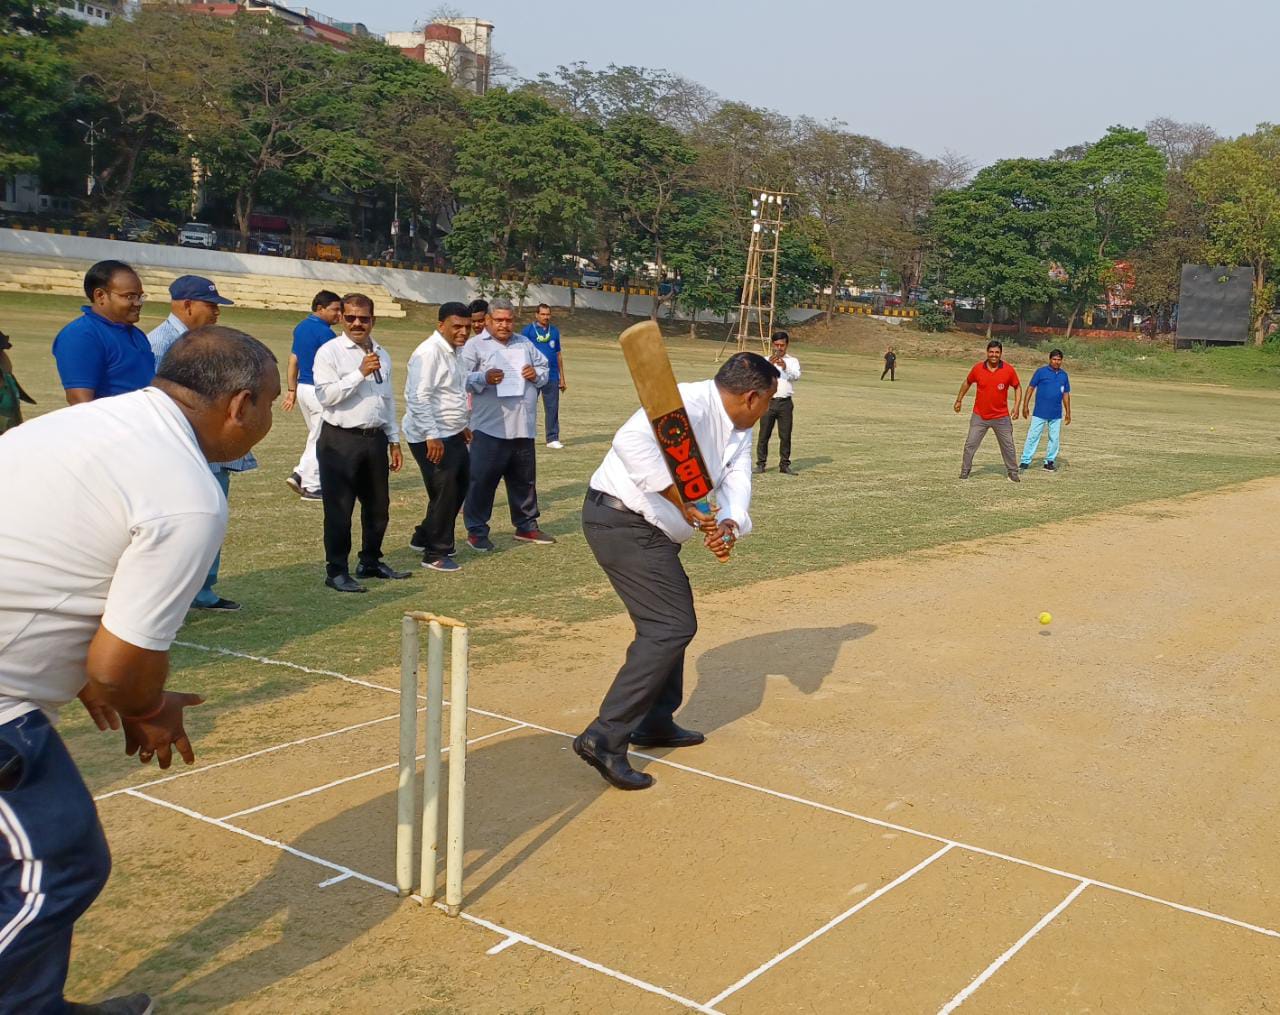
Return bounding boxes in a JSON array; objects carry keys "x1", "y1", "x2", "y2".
[
  {"x1": 313, "y1": 293, "x2": 409, "y2": 593},
  {"x1": 403, "y1": 302, "x2": 473, "y2": 573},
  {"x1": 572, "y1": 352, "x2": 778, "y2": 791},
  {"x1": 755, "y1": 330, "x2": 802, "y2": 475},
  {"x1": 0, "y1": 325, "x2": 278, "y2": 1014}
]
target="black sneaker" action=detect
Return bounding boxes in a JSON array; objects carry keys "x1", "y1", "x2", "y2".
[
  {"x1": 409, "y1": 539, "x2": 427, "y2": 552},
  {"x1": 300, "y1": 489, "x2": 322, "y2": 501},
  {"x1": 285, "y1": 472, "x2": 303, "y2": 495},
  {"x1": 513, "y1": 529, "x2": 557, "y2": 545},
  {"x1": 192, "y1": 597, "x2": 240, "y2": 612},
  {"x1": 755, "y1": 464, "x2": 767, "y2": 474},
  {"x1": 68, "y1": 992, "x2": 154, "y2": 1015},
  {"x1": 1044, "y1": 461, "x2": 1057, "y2": 472},
  {"x1": 1018, "y1": 462, "x2": 1029, "y2": 471},
  {"x1": 467, "y1": 534, "x2": 495, "y2": 552}
]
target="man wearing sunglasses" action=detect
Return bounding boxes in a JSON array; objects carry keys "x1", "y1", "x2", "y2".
[
  {"x1": 312, "y1": 294, "x2": 410, "y2": 592},
  {"x1": 52, "y1": 260, "x2": 155, "y2": 404}
]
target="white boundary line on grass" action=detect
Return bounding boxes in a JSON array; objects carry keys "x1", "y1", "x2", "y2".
[
  {"x1": 937, "y1": 880, "x2": 1090, "y2": 1014},
  {"x1": 125, "y1": 786, "x2": 724, "y2": 1014},
  {"x1": 704, "y1": 843, "x2": 955, "y2": 1008},
  {"x1": 159, "y1": 641, "x2": 1280, "y2": 945}
]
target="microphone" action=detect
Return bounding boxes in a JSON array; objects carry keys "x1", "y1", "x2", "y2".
[{"x1": 373, "y1": 366, "x2": 383, "y2": 384}]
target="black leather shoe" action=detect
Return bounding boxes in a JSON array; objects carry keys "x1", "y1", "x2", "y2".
[
  {"x1": 572, "y1": 733, "x2": 654, "y2": 790},
  {"x1": 629, "y1": 724, "x2": 706, "y2": 749},
  {"x1": 355, "y1": 562, "x2": 411, "y2": 580},
  {"x1": 779, "y1": 464, "x2": 797, "y2": 475},
  {"x1": 325, "y1": 574, "x2": 366, "y2": 593}
]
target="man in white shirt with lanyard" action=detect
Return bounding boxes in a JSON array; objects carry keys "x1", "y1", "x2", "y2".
[
  {"x1": 0, "y1": 326, "x2": 278, "y2": 1014},
  {"x1": 573, "y1": 352, "x2": 778, "y2": 791},
  {"x1": 403, "y1": 302, "x2": 472, "y2": 573},
  {"x1": 313, "y1": 293, "x2": 410, "y2": 593},
  {"x1": 755, "y1": 330, "x2": 802, "y2": 475}
]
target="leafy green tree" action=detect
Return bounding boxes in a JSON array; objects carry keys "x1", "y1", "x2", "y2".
[
  {"x1": 446, "y1": 89, "x2": 605, "y2": 285},
  {"x1": 528, "y1": 62, "x2": 714, "y2": 130},
  {"x1": 0, "y1": 0, "x2": 78, "y2": 177},
  {"x1": 1188, "y1": 125, "x2": 1280, "y2": 344}
]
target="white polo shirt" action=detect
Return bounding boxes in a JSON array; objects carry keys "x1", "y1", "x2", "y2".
[{"x1": 0, "y1": 388, "x2": 226, "y2": 725}]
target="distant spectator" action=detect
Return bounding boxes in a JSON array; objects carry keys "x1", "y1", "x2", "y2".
[
  {"x1": 520, "y1": 303, "x2": 567, "y2": 448},
  {"x1": 282, "y1": 289, "x2": 343, "y2": 500},
  {"x1": 881, "y1": 346, "x2": 896, "y2": 381},
  {"x1": 148, "y1": 276, "x2": 250, "y2": 612},
  {"x1": 459, "y1": 297, "x2": 555, "y2": 550},
  {"x1": 403, "y1": 302, "x2": 473, "y2": 573},
  {"x1": 52, "y1": 259, "x2": 154, "y2": 403},
  {"x1": 0, "y1": 331, "x2": 35, "y2": 435},
  {"x1": 468, "y1": 298, "x2": 489, "y2": 337},
  {"x1": 756, "y1": 331, "x2": 801, "y2": 475}
]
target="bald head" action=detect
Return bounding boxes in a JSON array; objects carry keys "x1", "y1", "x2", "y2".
[{"x1": 154, "y1": 325, "x2": 280, "y2": 463}]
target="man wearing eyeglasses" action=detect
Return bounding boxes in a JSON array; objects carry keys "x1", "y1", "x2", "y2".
[
  {"x1": 52, "y1": 260, "x2": 155, "y2": 404},
  {"x1": 312, "y1": 293, "x2": 410, "y2": 593}
]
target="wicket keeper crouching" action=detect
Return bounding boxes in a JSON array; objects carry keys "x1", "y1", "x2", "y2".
[{"x1": 573, "y1": 353, "x2": 778, "y2": 790}]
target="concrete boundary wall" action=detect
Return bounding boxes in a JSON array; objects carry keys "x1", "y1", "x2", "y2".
[{"x1": 0, "y1": 228, "x2": 815, "y2": 324}]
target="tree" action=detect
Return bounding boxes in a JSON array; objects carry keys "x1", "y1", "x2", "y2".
[
  {"x1": 1189, "y1": 125, "x2": 1280, "y2": 344},
  {"x1": 446, "y1": 89, "x2": 605, "y2": 286},
  {"x1": 529, "y1": 62, "x2": 715, "y2": 130},
  {"x1": 0, "y1": 0, "x2": 78, "y2": 178}
]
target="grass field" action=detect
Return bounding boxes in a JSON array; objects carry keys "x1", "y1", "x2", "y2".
[
  {"x1": 6, "y1": 290, "x2": 1280, "y2": 1011},
  {"x1": 4, "y1": 290, "x2": 1279, "y2": 789}
]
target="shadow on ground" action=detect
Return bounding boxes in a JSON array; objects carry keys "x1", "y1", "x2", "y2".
[{"x1": 680, "y1": 622, "x2": 876, "y2": 736}]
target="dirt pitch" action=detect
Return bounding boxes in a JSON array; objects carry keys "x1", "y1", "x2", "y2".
[{"x1": 70, "y1": 479, "x2": 1280, "y2": 1013}]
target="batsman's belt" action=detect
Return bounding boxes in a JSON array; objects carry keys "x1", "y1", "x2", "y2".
[{"x1": 586, "y1": 488, "x2": 632, "y2": 514}]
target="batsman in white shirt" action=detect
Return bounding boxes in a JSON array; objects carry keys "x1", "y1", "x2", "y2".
[{"x1": 573, "y1": 352, "x2": 779, "y2": 791}]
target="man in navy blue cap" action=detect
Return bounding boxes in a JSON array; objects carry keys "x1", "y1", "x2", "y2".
[{"x1": 148, "y1": 275, "x2": 253, "y2": 613}]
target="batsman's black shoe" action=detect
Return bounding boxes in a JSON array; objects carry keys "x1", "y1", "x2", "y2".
[
  {"x1": 356, "y1": 562, "x2": 412, "y2": 580},
  {"x1": 572, "y1": 733, "x2": 654, "y2": 790},
  {"x1": 779, "y1": 464, "x2": 797, "y2": 475},
  {"x1": 629, "y1": 724, "x2": 706, "y2": 749},
  {"x1": 325, "y1": 574, "x2": 366, "y2": 593},
  {"x1": 68, "y1": 993, "x2": 154, "y2": 1014}
]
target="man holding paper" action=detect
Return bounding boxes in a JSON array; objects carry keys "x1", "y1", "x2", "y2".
[{"x1": 459, "y1": 298, "x2": 556, "y2": 550}]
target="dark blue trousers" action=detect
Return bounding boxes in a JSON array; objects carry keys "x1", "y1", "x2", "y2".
[
  {"x1": 463, "y1": 431, "x2": 540, "y2": 539},
  {"x1": 0, "y1": 710, "x2": 112, "y2": 1014},
  {"x1": 539, "y1": 383, "x2": 561, "y2": 443}
]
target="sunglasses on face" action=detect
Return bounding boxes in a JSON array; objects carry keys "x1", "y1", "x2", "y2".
[{"x1": 343, "y1": 314, "x2": 372, "y2": 324}]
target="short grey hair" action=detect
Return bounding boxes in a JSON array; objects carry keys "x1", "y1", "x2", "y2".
[
  {"x1": 156, "y1": 325, "x2": 278, "y2": 402},
  {"x1": 489, "y1": 297, "x2": 515, "y2": 314}
]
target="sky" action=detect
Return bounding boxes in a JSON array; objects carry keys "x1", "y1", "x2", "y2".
[{"x1": 320, "y1": 0, "x2": 1280, "y2": 167}]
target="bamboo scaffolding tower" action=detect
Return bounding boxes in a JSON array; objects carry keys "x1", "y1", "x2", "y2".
[{"x1": 719, "y1": 187, "x2": 790, "y2": 359}]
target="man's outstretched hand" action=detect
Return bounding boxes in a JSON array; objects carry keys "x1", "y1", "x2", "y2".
[{"x1": 123, "y1": 692, "x2": 205, "y2": 769}]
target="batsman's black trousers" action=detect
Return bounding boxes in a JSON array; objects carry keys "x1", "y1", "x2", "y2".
[
  {"x1": 317, "y1": 421, "x2": 390, "y2": 578},
  {"x1": 463, "y1": 430, "x2": 539, "y2": 539},
  {"x1": 581, "y1": 492, "x2": 697, "y2": 754},
  {"x1": 756, "y1": 395, "x2": 794, "y2": 469},
  {"x1": 408, "y1": 432, "x2": 470, "y2": 561}
]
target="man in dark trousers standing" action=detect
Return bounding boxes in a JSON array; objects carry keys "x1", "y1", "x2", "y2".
[
  {"x1": 755, "y1": 330, "x2": 801, "y2": 475},
  {"x1": 573, "y1": 352, "x2": 778, "y2": 791},
  {"x1": 403, "y1": 302, "x2": 472, "y2": 573},
  {"x1": 954, "y1": 339, "x2": 1021, "y2": 482},
  {"x1": 881, "y1": 346, "x2": 896, "y2": 380},
  {"x1": 312, "y1": 293, "x2": 410, "y2": 592}
]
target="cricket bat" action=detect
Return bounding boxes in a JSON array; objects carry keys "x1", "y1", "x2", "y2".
[{"x1": 618, "y1": 321, "x2": 732, "y2": 558}]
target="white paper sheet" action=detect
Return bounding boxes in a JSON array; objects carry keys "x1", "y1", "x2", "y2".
[{"x1": 494, "y1": 346, "x2": 527, "y2": 397}]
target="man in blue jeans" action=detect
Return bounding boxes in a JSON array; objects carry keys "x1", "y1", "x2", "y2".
[
  {"x1": 519, "y1": 303, "x2": 567, "y2": 448},
  {"x1": 0, "y1": 327, "x2": 278, "y2": 1014},
  {"x1": 1019, "y1": 349, "x2": 1072, "y2": 472}
]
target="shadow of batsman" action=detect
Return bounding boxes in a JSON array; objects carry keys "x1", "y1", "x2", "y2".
[{"x1": 618, "y1": 321, "x2": 733, "y2": 562}]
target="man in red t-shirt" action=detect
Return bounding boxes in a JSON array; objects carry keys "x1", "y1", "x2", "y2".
[{"x1": 953, "y1": 339, "x2": 1021, "y2": 482}]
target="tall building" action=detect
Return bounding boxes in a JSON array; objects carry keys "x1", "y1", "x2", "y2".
[
  {"x1": 58, "y1": 0, "x2": 124, "y2": 25},
  {"x1": 386, "y1": 17, "x2": 494, "y2": 95}
]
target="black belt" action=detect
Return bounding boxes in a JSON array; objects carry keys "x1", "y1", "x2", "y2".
[
  {"x1": 324, "y1": 421, "x2": 387, "y2": 438},
  {"x1": 586, "y1": 488, "x2": 633, "y2": 513},
  {"x1": 771, "y1": 395, "x2": 792, "y2": 401}
]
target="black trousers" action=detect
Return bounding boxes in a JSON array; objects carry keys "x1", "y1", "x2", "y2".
[
  {"x1": 756, "y1": 396, "x2": 794, "y2": 468},
  {"x1": 317, "y1": 422, "x2": 390, "y2": 577},
  {"x1": 581, "y1": 494, "x2": 697, "y2": 754},
  {"x1": 881, "y1": 363, "x2": 895, "y2": 380},
  {"x1": 463, "y1": 430, "x2": 539, "y2": 538},
  {"x1": 408, "y1": 433, "x2": 470, "y2": 560}
]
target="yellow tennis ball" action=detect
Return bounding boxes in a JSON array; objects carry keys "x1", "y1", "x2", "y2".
[{"x1": 1038, "y1": 612, "x2": 1052, "y2": 625}]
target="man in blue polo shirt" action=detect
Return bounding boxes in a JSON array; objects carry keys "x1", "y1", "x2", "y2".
[
  {"x1": 520, "y1": 302, "x2": 567, "y2": 449},
  {"x1": 52, "y1": 260, "x2": 154, "y2": 403},
  {"x1": 282, "y1": 290, "x2": 342, "y2": 499},
  {"x1": 1019, "y1": 349, "x2": 1072, "y2": 473}
]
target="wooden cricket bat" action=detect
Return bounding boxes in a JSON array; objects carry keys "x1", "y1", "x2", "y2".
[{"x1": 618, "y1": 321, "x2": 732, "y2": 558}]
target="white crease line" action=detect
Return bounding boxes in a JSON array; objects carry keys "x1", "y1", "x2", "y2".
[
  {"x1": 318, "y1": 872, "x2": 352, "y2": 888},
  {"x1": 705, "y1": 844, "x2": 954, "y2": 1008},
  {"x1": 125, "y1": 789, "x2": 398, "y2": 893},
  {"x1": 125, "y1": 788, "x2": 720, "y2": 1014},
  {"x1": 93, "y1": 710, "x2": 411, "y2": 802},
  {"x1": 217, "y1": 724, "x2": 526, "y2": 821},
  {"x1": 938, "y1": 880, "x2": 1090, "y2": 1014},
  {"x1": 485, "y1": 934, "x2": 520, "y2": 955},
  {"x1": 168, "y1": 641, "x2": 1280, "y2": 942}
]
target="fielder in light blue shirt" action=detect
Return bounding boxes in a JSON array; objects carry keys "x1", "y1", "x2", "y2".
[{"x1": 1019, "y1": 350, "x2": 1071, "y2": 473}]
